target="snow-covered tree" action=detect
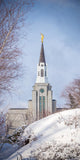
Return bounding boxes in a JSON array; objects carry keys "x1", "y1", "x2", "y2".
[{"x1": 62, "y1": 79, "x2": 80, "y2": 108}]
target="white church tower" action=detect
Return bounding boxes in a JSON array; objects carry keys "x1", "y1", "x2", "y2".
[
  {"x1": 36, "y1": 42, "x2": 48, "y2": 83},
  {"x1": 28, "y1": 34, "x2": 56, "y2": 120}
]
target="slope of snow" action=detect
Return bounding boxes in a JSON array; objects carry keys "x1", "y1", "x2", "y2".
[{"x1": 8, "y1": 109, "x2": 80, "y2": 160}]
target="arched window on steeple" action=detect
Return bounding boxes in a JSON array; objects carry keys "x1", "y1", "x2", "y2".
[
  {"x1": 41, "y1": 69, "x2": 44, "y2": 77},
  {"x1": 45, "y1": 71, "x2": 46, "y2": 76}
]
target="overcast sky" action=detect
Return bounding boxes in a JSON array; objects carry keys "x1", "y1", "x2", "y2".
[{"x1": 2, "y1": 0, "x2": 80, "y2": 111}]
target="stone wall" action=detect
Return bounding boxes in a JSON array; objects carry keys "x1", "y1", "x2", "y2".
[{"x1": 6, "y1": 108, "x2": 28, "y2": 135}]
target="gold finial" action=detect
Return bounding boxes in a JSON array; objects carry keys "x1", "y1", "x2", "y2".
[{"x1": 41, "y1": 33, "x2": 44, "y2": 43}]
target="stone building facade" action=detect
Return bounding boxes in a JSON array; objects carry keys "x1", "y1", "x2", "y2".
[{"x1": 6, "y1": 108, "x2": 28, "y2": 135}]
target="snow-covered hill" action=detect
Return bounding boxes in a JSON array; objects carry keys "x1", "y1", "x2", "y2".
[{"x1": 8, "y1": 109, "x2": 80, "y2": 160}]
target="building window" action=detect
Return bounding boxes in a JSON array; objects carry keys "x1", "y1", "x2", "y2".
[
  {"x1": 40, "y1": 88, "x2": 44, "y2": 93},
  {"x1": 39, "y1": 96, "x2": 45, "y2": 119},
  {"x1": 43, "y1": 96, "x2": 45, "y2": 116},
  {"x1": 39, "y1": 96, "x2": 42, "y2": 118},
  {"x1": 41, "y1": 69, "x2": 44, "y2": 77},
  {"x1": 45, "y1": 71, "x2": 46, "y2": 76}
]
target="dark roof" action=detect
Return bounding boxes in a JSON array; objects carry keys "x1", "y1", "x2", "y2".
[
  {"x1": 9, "y1": 108, "x2": 28, "y2": 110},
  {"x1": 39, "y1": 42, "x2": 46, "y2": 65}
]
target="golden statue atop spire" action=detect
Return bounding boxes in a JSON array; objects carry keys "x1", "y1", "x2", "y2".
[{"x1": 41, "y1": 33, "x2": 44, "y2": 43}]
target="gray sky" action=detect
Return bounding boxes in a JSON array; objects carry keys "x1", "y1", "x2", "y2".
[{"x1": 2, "y1": 0, "x2": 80, "y2": 111}]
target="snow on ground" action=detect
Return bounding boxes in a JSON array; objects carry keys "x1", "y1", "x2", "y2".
[{"x1": 8, "y1": 108, "x2": 80, "y2": 160}]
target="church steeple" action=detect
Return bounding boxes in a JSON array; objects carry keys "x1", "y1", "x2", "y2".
[
  {"x1": 36, "y1": 34, "x2": 48, "y2": 83},
  {"x1": 39, "y1": 42, "x2": 46, "y2": 65}
]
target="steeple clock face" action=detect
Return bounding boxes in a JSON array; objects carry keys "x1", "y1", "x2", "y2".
[{"x1": 40, "y1": 88, "x2": 44, "y2": 93}]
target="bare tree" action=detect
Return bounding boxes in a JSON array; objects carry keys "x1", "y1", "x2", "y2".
[
  {"x1": 0, "y1": 0, "x2": 34, "y2": 96},
  {"x1": 0, "y1": 112, "x2": 5, "y2": 137},
  {"x1": 61, "y1": 79, "x2": 80, "y2": 108}
]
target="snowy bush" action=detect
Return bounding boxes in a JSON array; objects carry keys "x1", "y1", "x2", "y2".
[
  {"x1": 22, "y1": 127, "x2": 38, "y2": 144},
  {"x1": 0, "y1": 126, "x2": 27, "y2": 159},
  {"x1": 31, "y1": 143, "x2": 80, "y2": 160},
  {"x1": 57, "y1": 111, "x2": 80, "y2": 128},
  {"x1": 6, "y1": 126, "x2": 27, "y2": 147}
]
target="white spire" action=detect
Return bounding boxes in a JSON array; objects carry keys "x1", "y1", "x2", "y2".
[{"x1": 36, "y1": 42, "x2": 48, "y2": 83}]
